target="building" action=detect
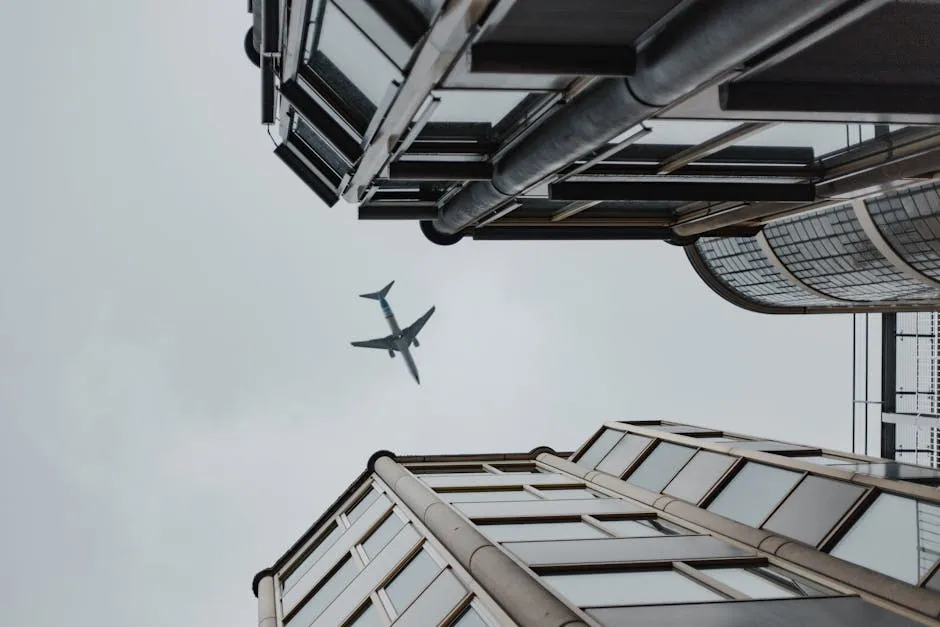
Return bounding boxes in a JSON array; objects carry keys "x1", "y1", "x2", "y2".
[
  {"x1": 853, "y1": 312, "x2": 940, "y2": 467},
  {"x1": 252, "y1": 419, "x2": 940, "y2": 627},
  {"x1": 244, "y1": 0, "x2": 940, "y2": 313}
]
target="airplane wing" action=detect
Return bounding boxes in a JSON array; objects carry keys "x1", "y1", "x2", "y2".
[
  {"x1": 402, "y1": 306, "x2": 435, "y2": 341},
  {"x1": 350, "y1": 335, "x2": 398, "y2": 351}
]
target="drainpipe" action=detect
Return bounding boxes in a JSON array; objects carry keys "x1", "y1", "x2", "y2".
[{"x1": 428, "y1": 0, "x2": 877, "y2": 239}]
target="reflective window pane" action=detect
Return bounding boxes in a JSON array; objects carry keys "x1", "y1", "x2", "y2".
[
  {"x1": 314, "y1": 2, "x2": 403, "y2": 104},
  {"x1": 385, "y1": 550, "x2": 442, "y2": 614},
  {"x1": 422, "y1": 472, "x2": 569, "y2": 488},
  {"x1": 786, "y1": 455, "x2": 861, "y2": 466},
  {"x1": 596, "y1": 434, "x2": 652, "y2": 476},
  {"x1": 505, "y1": 536, "x2": 751, "y2": 568},
  {"x1": 440, "y1": 489, "x2": 539, "y2": 503},
  {"x1": 625, "y1": 442, "x2": 697, "y2": 493},
  {"x1": 536, "y1": 488, "x2": 598, "y2": 500},
  {"x1": 346, "y1": 602, "x2": 382, "y2": 627},
  {"x1": 431, "y1": 89, "x2": 529, "y2": 124},
  {"x1": 544, "y1": 570, "x2": 725, "y2": 607},
  {"x1": 830, "y1": 493, "x2": 940, "y2": 584},
  {"x1": 286, "y1": 556, "x2": 360, "y2": 626},
  {"x1": 598, "y1": 518, "x2": 690, "y2": 538},
  {"x1": 283, "y1": 523, "x2": 343, "y2": 594},
  {"x1": 702, "y1": 566, "x2": 831, "y2": 599},
  {"x1": 763, "y1": 476, "x2": 866, "y2": 547},
  {"x1": 664, "y1": 450, "x2": 736, "y2": 504},
  {"x1": 347, "y1": 488, "x2": 382, "y2": 524},
  {"x1": 455, "y1": 498, "x2": 644, "y2": 520},
  {"x1": 362, "y1": 512, "x2": 405, "y2": 559},
  {"x1": 393, "y1": 569, "x2": 467, "y2": 627},
  {"x1": 449, "y1": 606, "x2": 488, "y2": 627},
  {"x1": 576, "y1": 429, "x2": 624, "y2": 469},
  {"x1": 729, "y1": 440, "x2": 815, "y2": 453},
  {"x1": 707, "y1": 463, "x2": 803, "y2": 527},
  {"x1": 479, "y1": 521, "x2": 608, "y2": 543},
  {"x1": 828, "y1": 462, "x2": 940, "y2": 484}
]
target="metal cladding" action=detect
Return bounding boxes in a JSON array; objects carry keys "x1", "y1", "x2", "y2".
[{"x1": 430, "y1": 0, "x2": 858, "y2": 236}]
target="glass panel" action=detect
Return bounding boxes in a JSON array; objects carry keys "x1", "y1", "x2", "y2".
[
  {"x1": 664, "y1": 450, "x2": 737, "y2": 504},
  {"x1": 421, "y1": 472, "x2": 569, "y2": 488},
  {"x1": 653, "y1": 425, "x2": 718, "y2": 434},
  {"x1": 787, "y1": 455, "x2": 862, "y2": 466},
  {"x1": 346, "y1": 601, "x2": 382, "y2": 627},
  {"x1": 696, "y1": 436, "x2": 743, "y2": 442},
  {"x1": 536, "y1": 488, "x2": 598, "y2": 500},
  {"x1": 706, "y1": 463, "x2": 803, "y2": 527},
  {"x1": 763, "y1": 476, "x2": 866, "y2": 547},
  {"x1": 431, "y1": 89, "x2": 529, "y2": 124},
  {"x1": 294, "y1": 115, "x2": 351, "y2": 175},
  {"x1": 283, "y1": 523, "x2": 343, "y2": 593},
  {"x1": 728, "y1": 440, "x2": 816, "y2": 453},
  {"x1": 828, "y1": 462, "x2": 940, "y2": 483},
  {"x1": 830, "y1": 493, "x2": 940, "y2": 584},
  {"x1": 504, "y1": 536, "x2": 751, "y2": 567},
  {"x1": 576, "y1": 429, "x2": 624, "y2": 469},
  {"x1": 598, "y1": 518, "x2": 690, "y2": 538},
  {"x1": 286, "y1": 556, "x2": 360, "y2": 626},
  {"x1": 479, "y1": 521, "x2": 608, "y2": 543},
  {"x1": 454, "y1": 498, "x2": 645, "y2": 520},
  {"x1": 596, "y1": 434, "x2": 652, "y2": 476},
  {"x1": 625, "y1": 442, "x2": 697, "y2": 493},
  {"x1": 393, "y1": 569, "x2": 467, "y2": 627},
  {"x1": 362, "y1": 512, "x2": 406, "y2": 559},
  {"x1": 314, "y1": 2, "x2": 403, "y2": 104},
  {"x1": 702, "y1": 566, "x2": 830, "y2": 599},
  {"x1": 385, "y1": 549, "x2": 442, "y2": 614},
  {"x1": 637, "y1": 120, "x2": 741, "y2": 145},
  {"x1": 347, "y1": 488, "x2": 382, "y2": 524},
  {"x1": 737, "y1": 122, "x2": 871, "y2": 159},
  {"x1": 543, "y1": 570, "x2": 725, "y2": 607},
  {"x1": 440, "y1": 489, "x2": 540, "y2": 503},
  {"x1": 449, "y1": 606, "x2": 488, "y2": 627}
]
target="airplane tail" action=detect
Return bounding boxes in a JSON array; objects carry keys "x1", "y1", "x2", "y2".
[{"x1": 359, "y1": 280, "x2": 394, "y2": 300}]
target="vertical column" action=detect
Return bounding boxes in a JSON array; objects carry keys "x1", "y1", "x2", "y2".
[
  {"x1": 372, "y1": 455, "x2": 588, "y2": 627},
  {"x1": 257, "y1": 573, "x2": 277, "y2": 627}
]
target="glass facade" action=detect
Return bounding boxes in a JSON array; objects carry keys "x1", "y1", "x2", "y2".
[
  {"x1": 692, "y1": 181, "x2": 940, "y2": 313},
  {"x1": 257, "y1": 419, "x2": 940, "y2": 627}
]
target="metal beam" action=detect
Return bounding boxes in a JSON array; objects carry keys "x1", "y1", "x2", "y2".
[
  {"x1": 606, "y1": 143, "x2": 815, "y2": 166},
  {"x1": 551, "y1": 200, "x2": 601, "y2": 222},
  {"x1": 387, "y1": 161, "x2": 493, "y2": 180},
  {"x1": 721, "y1": 82, "x2": 940, "y2": 115},
  {"x1": 472, "y1": 225, "x2": 676, "y2": 241},
  {"x1": 358, "y1": 205, "x2": 439, "y2": 220},
  {"x1": 550, "y1": 181, "x2": 816, "y2": 202},
  {"x1": 275, "y1": 143, "x2": 340, "y2": 207},
  {"x1": 657, "y1": 122, "x2": 776, "y2": 174},
  {"x1": 470, "y1": 43, "x2": 637, "y2": 76}
]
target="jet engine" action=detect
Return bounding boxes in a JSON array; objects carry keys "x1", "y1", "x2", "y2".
[{"x1": 388, "y1": 350, "x2": 395, "y2": 358}]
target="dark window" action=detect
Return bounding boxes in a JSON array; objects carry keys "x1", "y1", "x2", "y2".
[
  {"x1": 664, "y1": 450, "x2": 737, "y2": 504},
  {"x1": 596, "y1": 434, "x2": 652, "y2": 476},
  {"x1": 625, "y1": 442, "x2": 697, "y2": 493},
  {"x1": 763, "y1": 476, "x2": 866, "y2": 547}
]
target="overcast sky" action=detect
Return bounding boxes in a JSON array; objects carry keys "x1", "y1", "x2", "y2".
[{"x1": 0, "y1": 2, "x2": 868, "y2": 626}]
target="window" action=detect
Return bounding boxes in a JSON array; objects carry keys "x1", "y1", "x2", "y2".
[
  {"x1": 706, "y1": 463, "x2": 803, "y2": 526},
  {"x1": 440, "y1": 489, "x2": 539, "y2": 503},
  {"x1": 311, "y1": 1, "x2": 403, "y2": 104},
  {"x1": 392, "y1": 569, "x2": 467, "y2": 627},
  {"x1": 535, "y1": 488, "x2": 598, "y2": 500},
  {"x1": 504, "y1": 535, "x2": 750, "y2": 567},
  {"x1": 345, "y1": 601, "x2": 382, "y2": 627},
  {"x1": 830, "y1": 493, "x2": 940, "y2": 584},
  {"x1": 421, "y1": 472, "x2": 569, "y2": 488},
  {"x1": 362, "y1": 512, "x2": 406, "y2": 559},
  {"x1": 430, "y1": 89, "x2": 530, "y2": 125},
  {"x1": 625, "y1": 442, "x2": 696, "y2": 492},
  {"x1": 700, "y1": 565, "x2": 832, "y2": 599},
  {"x1": 664, "y1": 450, "x2": 736, "y2": 504},
  {"x1": 448, "y1": 606, "x2": 489, "y2": 627},
  {"x1": 479, "y1": 521, "x2": 608, "y2": 543},
  {"x1": 596, "y1": 434, "x2": 652, "y2": 476},
  {"x1": 785, "y1": 455, "x2": 859, "y2": 467},
  {"x1": 286, "y1": 555, "x2": 360, "y2": 626},
  {"x1": 347, "y1": 488, "x2": 382, "y2": 524},
  {"x1": 283, "y1": 522, "x2": 343, "y2": 594},
  {"x1": 596, "y1": 517, "x2": 690, "y2": 538},
  {"x1": 763, "y1": 476, "x2": 866, "y2": 546},
  {"x1": 384, "y1": 549, "x2": 442, "y2": 614},
  {"x1": 827, "y1": 461, "x2": 940, "y2": 484},
  {"x1": 729, "y1": 440, "x2": 815, "y2": 453},
  {"x1": 544, "y1": 569, "x2": 724, "y2": 607},
  {"x1": 576, "y1": 429, "x2": 624, "y2": 469}
]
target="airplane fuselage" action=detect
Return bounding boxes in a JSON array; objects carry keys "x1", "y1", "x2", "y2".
[{"x1": 380, "y1": 297, "x2": 421, "y2": 384}]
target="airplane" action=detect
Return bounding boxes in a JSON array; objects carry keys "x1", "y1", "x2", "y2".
[{"x1": 350, "y1": 281, "x2": 435, "y2": 385}]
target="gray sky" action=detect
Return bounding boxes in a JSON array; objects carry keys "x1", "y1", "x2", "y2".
[{"x1": 2, "y1": 2, "x2": 857, "y2": 625}]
